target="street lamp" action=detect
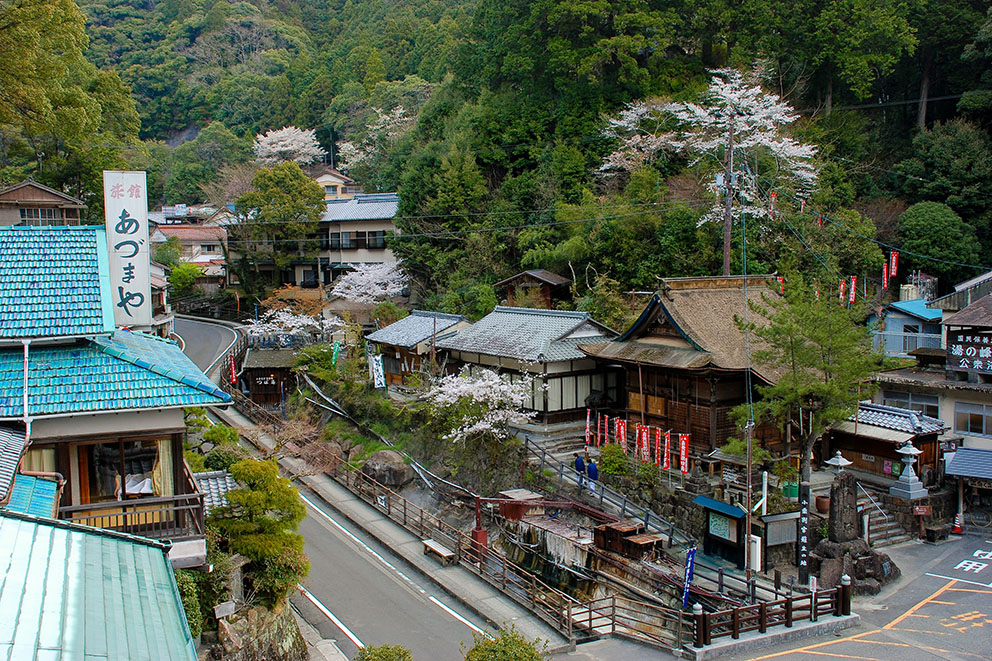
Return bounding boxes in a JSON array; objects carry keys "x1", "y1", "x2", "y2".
[{"x1": 824, "y1": 450, "x2": 852, "y2": 476}]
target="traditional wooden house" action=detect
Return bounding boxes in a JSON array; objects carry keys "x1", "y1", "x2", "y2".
[
  {"x1": 825, "y1": 402, "x2": 946, "y2": 486},
  {"x1": 240, "y1": 349, "x2": 297, "y2": 408},
  {"x1": 0, "y1": 179, "x2": 85, "y2": 226},
  {"x1": 494, "y1": 269, "x2": 572, "y2": 308},
  {"x1": 0, "y1": 226, "x2": 231, "y2": 568},
  {"x1": 578, "y1": 276, "x2": 784, "y2": 469},
  {"x1": 366, "y1": 310, "x2": 470, "y2": 386},
  {"x1": 436, "y1": 307, "x2": 618, "y2": 423}
]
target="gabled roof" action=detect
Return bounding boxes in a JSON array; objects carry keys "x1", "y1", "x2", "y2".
[
  {"x1": 943, "y1": 295, "x2": 992, "y2": 328},
  {"x1": 887, "y1": 299, "x2": 942, "y2": 322},
  {"x1": 0, "y1": 510, "x2": 197, "y2": 660},
  {"x1": 307, "y1": 165, "x2": 357, "y2": 184},
  {"x1": 436, "y1": 306, "x2": 615, "y2": 362},
  {"x1": 0, "y1": 330, "x2": 230, "y2": 419},
  {"x1": 322, "y1": 193, "x2": 399, "y2": 222},
  {"x1": 4, "y1": 474, "x2": 60, "y2": 517},
  {"x1": 244, "y1": 348, "x2": 298, "y2": 369},
  {"x1": 946, "y1": 447, "x2": 992, "y2": 480},
  {"x1": 192, "y1": 470, "x2": 239, "y2": 513},
  {"x1": 582, "y1": 276, "x2": 781, "y2": 383},
  {"x1": 367, "y1": 310, "x2": 467, "y2": 348},
  {"x1": 0, "y1": 226, "x2": 114, "y2": 340},
  {"x1": 152, "y1": 225, "x2": 227, "y2": 242},
  {"x1": 494, "y1": 269, "x2": 571, "y2": 289},
  {"x1": 834, "y1": 402, "x2": 947, "y2": 442},
  {"x1": 0, "y1": 179, "x2": 85, "y2": 207},
  {"x1": 0, "y1": 426, "x2": 26, "y2": 502}
]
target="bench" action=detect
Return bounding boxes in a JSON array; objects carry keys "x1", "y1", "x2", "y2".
[{"x1": 422, "y1": 538, "x2": 456, "y2": 566}]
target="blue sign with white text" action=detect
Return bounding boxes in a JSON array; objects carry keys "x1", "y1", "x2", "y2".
[{"x1": 682, "y1": 546, "x2": 697, "y2": 608}]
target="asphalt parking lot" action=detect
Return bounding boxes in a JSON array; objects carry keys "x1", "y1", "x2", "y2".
[{"x1": 749, "y1": 535, "x2": 992, "y2": 660}]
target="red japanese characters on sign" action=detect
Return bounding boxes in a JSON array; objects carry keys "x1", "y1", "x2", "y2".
[
  {"x1": 848, "y1": 275, "x2": 857, "y2": 304},
  {"x1": 882, "y1": 262, "x2": 888, "y2": 290},
  {"x1": 639, "y1": 425, "x2": 651, "y2": 462},
  {"x1": 663, "y1": 431, "x2": 671, "y2": 470},
  {"x1": 617, "y1": 419, "x2": 628, "y2": 454},
  {"x1": 679, "y1": 433, "x2": 690, "y2": 474},
  {"x1": 890, "y1": 251, "x2": 899, "y2": 278},
  {"x1": 229, "y1": 352, "x2": 236, "y2": 384},
  {"x1": 585, "y1": 409, "x2": 591, "y2": 447},
  {"x1": 655, "y1": 428, "x2": 662, "y2": 466}
]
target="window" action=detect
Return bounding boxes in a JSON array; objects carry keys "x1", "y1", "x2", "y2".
[
  {"x1": 19, "y1": 207, "x2": 59, "y2": 225},
  {"x1": 355, "y1": 231, "x2": 367, "y2": 249},
  {"x1": 324, "y1": 185, "x2": 338, "y2": 195},
  {"x1": 955, "y1": 402, "x2": 992, "y2": 437},
  {"x1": 84, "y1": 439, "x2": 171, "y2": 503},
  {"x1": 201, "y1": 243, "x2": 219, "y2": 253},
  {"x1": 341, "y1": 232, "x2": 354, "y2": 249},
  {"x1": 368, "y1": 230, "x2": 386, "y2": 249},
  {"x1": 328, "y1": 232, "x2": 341, "y2": 249},
  {"x1": 882, "y1": 390, "x2": 938, "y2": 418}
]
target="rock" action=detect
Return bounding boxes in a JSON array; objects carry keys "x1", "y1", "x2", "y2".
[
  {"x1": 854, "y1": 577, "x2": 881, "y2": 596},
  {"x1": 848, "y1": 539, "x2": 870, "y2": 557},
  {"x1": 814, "y1": 540, "x2": 845, "y2": 559},
  {"x1": 218, "y1": 618, "x2": 243, "y2": 653},
  {"x1": 829, "y1": 471, "x2": 859, "y2": 543},
  {"x1": 820, "y1": 557, "x2": 843, "y2": 588},
  {"x1": 200, "y1": 442, "x2": 215, "y2": 453},
  {"x1": 361, "y1": 450, "x2": 413, "y2": 487}
]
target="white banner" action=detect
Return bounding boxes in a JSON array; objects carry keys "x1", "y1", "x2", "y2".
[
  {"x1": 372, "y1": 354, "x2": 385, "y2": 389},
  {"x1": 104, "y1": 171, "x2": 151, "y2": 327}
]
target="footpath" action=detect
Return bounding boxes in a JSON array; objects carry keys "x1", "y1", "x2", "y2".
[{"x1": 211, "y1": 406, "x2": 656, "y2": 659}]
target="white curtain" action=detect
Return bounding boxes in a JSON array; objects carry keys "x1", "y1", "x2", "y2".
[
  {"x1": 151, "y1": 439, "x2": 174, "y2": 496},
  {"x1": 21, "y1": 448, "x2": 55, "y2": 473}
]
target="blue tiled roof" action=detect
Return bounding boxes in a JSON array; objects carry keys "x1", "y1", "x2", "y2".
[
  {"x1": 367, "y1": 310, "x2": 466, "y2": 348},
  {"x1": 0, "y1": 426, "x2": 26, "y2": 501},
  {"x1": 437, "y1": 306, "x2": 614, "y2": 362},
  {"x1": 888, "y1": 299, "x2": 942, "y2": 322},
  {"x1": 0, "y1": 510, "x2": 197, "y2": 660},
  {"x1": 0, "y1": 226, "x2": 113, "y2": 339},
  {"x1": 849, "y1": 402, "x2": 947, "y2": 435},
  {"x1": 4, "y1": 474, "x2": 59, "y2": 517},
  {"x1": 192, "y1": 470, "x2": 239, "y2": 513},
  {"x1": 0, "y1": 331, "x2": 230, "y2": 418}
]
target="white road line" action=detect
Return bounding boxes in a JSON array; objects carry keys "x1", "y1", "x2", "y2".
[
  {"x1": 298, "y1": 583, "x2": 365, "y2": 649},
  {"x1": 428, "y1": 596, "x2": 491, "y2": 638},
  {"x1": 925, "y1": 572, "x2": 992, "y2": 589},
  {"x1": 299, "y1": 492, "x2": 424, "y2": 593},
  {"x1": 298, "y1": 490, "x2": 489, "y2": 635}
]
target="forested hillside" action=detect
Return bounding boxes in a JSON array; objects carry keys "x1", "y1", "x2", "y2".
[{"x1": 3, "y1": 0, "x2": 992, "y2": 313}]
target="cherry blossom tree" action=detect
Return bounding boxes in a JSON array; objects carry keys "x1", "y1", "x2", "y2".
[
  {"x1": 424, "y1": 367, "x2": 536, "y2": 444},
  {"x1": 336, "y1": 106, "x2": 415, "y2": 171},
  {"x1": 599, "y1": 69, "x2": 818, "y2": 274},
  {"x1": 254, "y1": 126, "x2": 327, "y2": 165},
  {"x1": 243, "y1": 308, "x2": 342, "y2": 341},
  {"x1": 329, "y1": 262, "x2": 407, "y2": 305}
]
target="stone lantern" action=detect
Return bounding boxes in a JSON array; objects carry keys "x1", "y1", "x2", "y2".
[{"x1": 889, "y1": 441, "x2": 928, "y2": 501}]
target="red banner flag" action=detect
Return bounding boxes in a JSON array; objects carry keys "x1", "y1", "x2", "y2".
[
  {"x1": 839, "y1": 279, "x2": 846, "y2": 301},
  {"x1": 229, "y1": 352, "x2": 236, "y2": 384},
  {"x1": 663, "y1": 431, "x2": 671, "y2": 470},
  {"x1": 604, "y1": 416, "x2": 609, "y2": 444},
  {"x1": 817, "y1": 215, "x2": 823, "y2": 228},
  {"x1": 890, "y1": 251, "x2": 899, "y2": 278},
  {"x1": 679, "y1": 434, "x2": 690, "y2": 474},
  {"x1": 882, "y1": 263, "x2": 889, "y2": 290},
  {"x1": 849, "y1": 275, "x2": 857, "y2": 303},
  {"x1": 617, "y1": 419, "x2": 628, "y2": 454},
  {"x1": 800, "y1": 198, "x2": 805, "y2": 213},
  {"x1": 585, "y1": 409, "x2": 591, "y2": 447},
  {"x1": 654, "y1": 428, "x2": 662, "y2": 466},
  {"x1": 777, "y1": 276, "x2": 784, "y2": 293},
  {"x1": 640, "y1": 425, "x2": 651, "y2": 462}
]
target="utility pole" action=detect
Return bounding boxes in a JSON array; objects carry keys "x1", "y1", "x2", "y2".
[
  {"x1": 722, "y1": 118, "x2": 735, "y2": 277},
  {"x1": 744, "y1": 419, "x2": 754, "y2": 591}
]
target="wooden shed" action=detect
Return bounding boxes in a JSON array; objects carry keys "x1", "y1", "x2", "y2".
[{"x1": 240, "y1": 349, "x2": 297, "y2": 408}]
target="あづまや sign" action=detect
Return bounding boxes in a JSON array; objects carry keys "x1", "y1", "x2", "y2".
[{"x1": 104, "y1": 171, "x2": 151, "y2": 327}]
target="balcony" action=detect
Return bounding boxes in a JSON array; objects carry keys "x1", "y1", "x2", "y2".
[
  {"x1": 58, "y1": 463, "x2": 207, "y2": 568},
  {"x1": 871, "y1": 330, "x2": 943, "y2": 357}
]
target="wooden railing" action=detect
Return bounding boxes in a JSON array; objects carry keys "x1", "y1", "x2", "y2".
[
  {"x1": 59, "y1": 491, "x2": 205, "y2": 541},
  {"x1": 693, "y1": 581, "x2": 852, "y2": 647},
  {"x1": 568, "y1": 595, "x2": 692, "y2": 649}
]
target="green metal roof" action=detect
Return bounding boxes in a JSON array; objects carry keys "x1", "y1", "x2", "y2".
[
  {"x1": 0, "y1": 511, "x2": 197, "y2": 660},
  {"x1": 4, "y1": 474, "x2": 59, "y2": 518}
]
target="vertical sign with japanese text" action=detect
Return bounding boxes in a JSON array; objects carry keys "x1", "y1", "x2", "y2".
[
  {"x1": 663, "y1": 431, "x2": 671, "y2": 470},
  {"x1": 617, "y1": 419, "x2": 628, "y2": 454},
  {"x1": 679, "y1": 433, "x2": 690, "y2": 474},
  {"x1": 682, "y1": 546, "x2": 697, "y2": 608},
  {"x1": 797, "y1": 487, "x2": 810, "y2": 585},
  {"x1": 585, "y1": 409, "x2": 591, "y2": 447},
  {"x1": 104, "y1": 171, "x2": 151, "y2": 327}
]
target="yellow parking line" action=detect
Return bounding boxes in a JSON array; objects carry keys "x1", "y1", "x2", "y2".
[
  {"x1": 930, "y1": 600, "x2": 955, "y2": 605},
  {"x1": 889, "y1": 627, "x2": 953, "y2": 636},
  {"x1": 805, "y1": 651, "x2": 878, "y2": 660},
  {"x1": 748, "y1": 630, "x2": 882, "y2": 660},
  {"x1": 949, "y1": 587, "x2": 992, "y2": 593},
  {"x1": 884, "y1": 579, "x2": 956, "y2": 629}
]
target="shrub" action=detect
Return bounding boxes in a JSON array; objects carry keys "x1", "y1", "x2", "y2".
[
  {"x1": 463, "y1": 625, "x2": 546, "y2": 660},
  {"x1": 204, "y1": 446, "x2": 248, "y2": 471},
  {"x1": 355, "y1": 644, "x2": 413, "y2": 661},
  {"x1": 204, "y1": 424, "x2": 240, "y2": 446},
  {"x1": 175, "y1": 569, "x2": 202, "y2": 638},
  {"x1": 184, "y1": 449, "x2": 206, "y2": 472},
  {"x1": 599, "y1": 443, "x2": 630, "y2": 476}
]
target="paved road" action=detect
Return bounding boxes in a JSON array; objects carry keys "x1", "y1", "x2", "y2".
[
  {"x1": 750, "y1": 535, "x2": 992, "y2": 660},
  {"x1": 291, "y1": 487, "x2": 493, "y2": 659},
  {"x1": 174, "y1": 317, "x2": 238, "y2": 373}
]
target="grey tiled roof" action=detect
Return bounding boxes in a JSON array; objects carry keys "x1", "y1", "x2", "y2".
[
  {"x1": 367, "y1": 310, "x2": 466, "y2": 348},
  {"x1": 322, "y1": 193, "x2": 399, "y2": 222},
  {"x1": 437, "y1": 306, "x2": 614, "y2": 362},
  {"x1": 192, "y1": 470, "x2": 239, "y2": 512},
  {"x1": 849, "y1": 403, "x2": 947, "y2": 435},
  {"x1": 0, "y1": 426, "x2": 26, "y2": 501},
  {"x1": 946, "y1": 447, "x2": 992, "y2": 480}
]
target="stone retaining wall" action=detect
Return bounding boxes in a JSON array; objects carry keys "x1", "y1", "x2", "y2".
[{"x1": 211, "y1": 604, "x2": 307, "y2": 661}]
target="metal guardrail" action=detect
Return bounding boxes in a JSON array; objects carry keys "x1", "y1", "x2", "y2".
[{"x1": 871, "y1": 330, "x2": 942, "y2": 357}]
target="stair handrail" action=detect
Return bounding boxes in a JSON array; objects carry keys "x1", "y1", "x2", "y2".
[{"x1": 857, "y1": 482, "x2": 887, "y2": 523}]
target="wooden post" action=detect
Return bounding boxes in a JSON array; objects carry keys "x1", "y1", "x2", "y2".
[
  {"x1": 759, "y1": 602, "x2": 767, "y2": 633},
  {"x1": 785, "y1": 598, "x2": 793, "y2": 627},
  {"x1": 840, "y1": 574, "x2": 852, "y2": 616},
  {"x1": 403, "y1": 498, "x2": 407, "y2": 526},
  {"x1": 717, "y1": 568, "x2": 724, "y2": 593},
  {"x1": 732, "y1": 607, "x2": 741, "y2": 639},
  {"x1": 810, "y1": 590, "x2": 818, "y2": 622}
]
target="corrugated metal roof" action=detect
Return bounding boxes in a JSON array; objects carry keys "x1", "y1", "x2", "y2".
[
  {"x1": 367, "y1": 310, "x2": 467, "y2": 348},
  {"x1": 192, "y1": 470, "x2": 238, "y2": 513},
  {"x1": 0, "y1": 226, "x2": 113, "y2": 339},
  {"x1": 888, "y1": 299, "x2": 942, "y2": 322},
  {"x1": 4, "y1": 474, "x2": 59, "y2": 517},
  {"x1": 692, "y1": 495, "x2": 746, "y2": 519},
  {"x1": 0, "y1": 510, "x2": 197, "y2": 660},
  {"x1": 578, "y1": 341, "x2": 712, "y2": 369},
  {"x1": 322, "y1": 193, "x2": 399, "y2": 222},
  {"x1": 946, "y1": 447, "x2": 992, "y2": 480},
  {"x1": 943, "y1": 295, "x2": 992, "y2": 328},
  {"x1": 0, "y1": 331, "x2": 230, "y2": 419},
  {"x1": 0, "y1": 426, "x2": 25, "y2": 501},
  {"x1": 436, "y1": 306, "x2": 614, "y2": 362}
]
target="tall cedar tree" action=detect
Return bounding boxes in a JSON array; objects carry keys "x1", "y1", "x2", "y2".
[{"x1": 734, "y1": 276, "x2": 878, "y2": 487}]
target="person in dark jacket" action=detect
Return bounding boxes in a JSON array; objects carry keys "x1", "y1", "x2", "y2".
[
  {"x1": 573, "y1": 452, "x2": 586, "y2": 491},
  {"x1": 587, "y1": 459, "x2": 599, "y2": 494}
]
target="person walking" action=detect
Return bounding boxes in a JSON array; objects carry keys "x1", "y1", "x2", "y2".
[
  {"x1": 573, "y1": 452, "x2": 586, "y2": 492},
  {"x1": 587, "y1": 459, "x2": 599, "y2": 495}
]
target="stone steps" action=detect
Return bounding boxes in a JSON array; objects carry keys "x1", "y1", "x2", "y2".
[{"x1": 856, "y1": 494, "x2": 911, "y2": 548}]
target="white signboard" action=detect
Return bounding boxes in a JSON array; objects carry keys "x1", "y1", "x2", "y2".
[
  {"x1": 372, "y1": 354, "x2": 386, "y2": 389},
  {"x1": 104, "y1": 171, "x2": 151, "y2": 327}
]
